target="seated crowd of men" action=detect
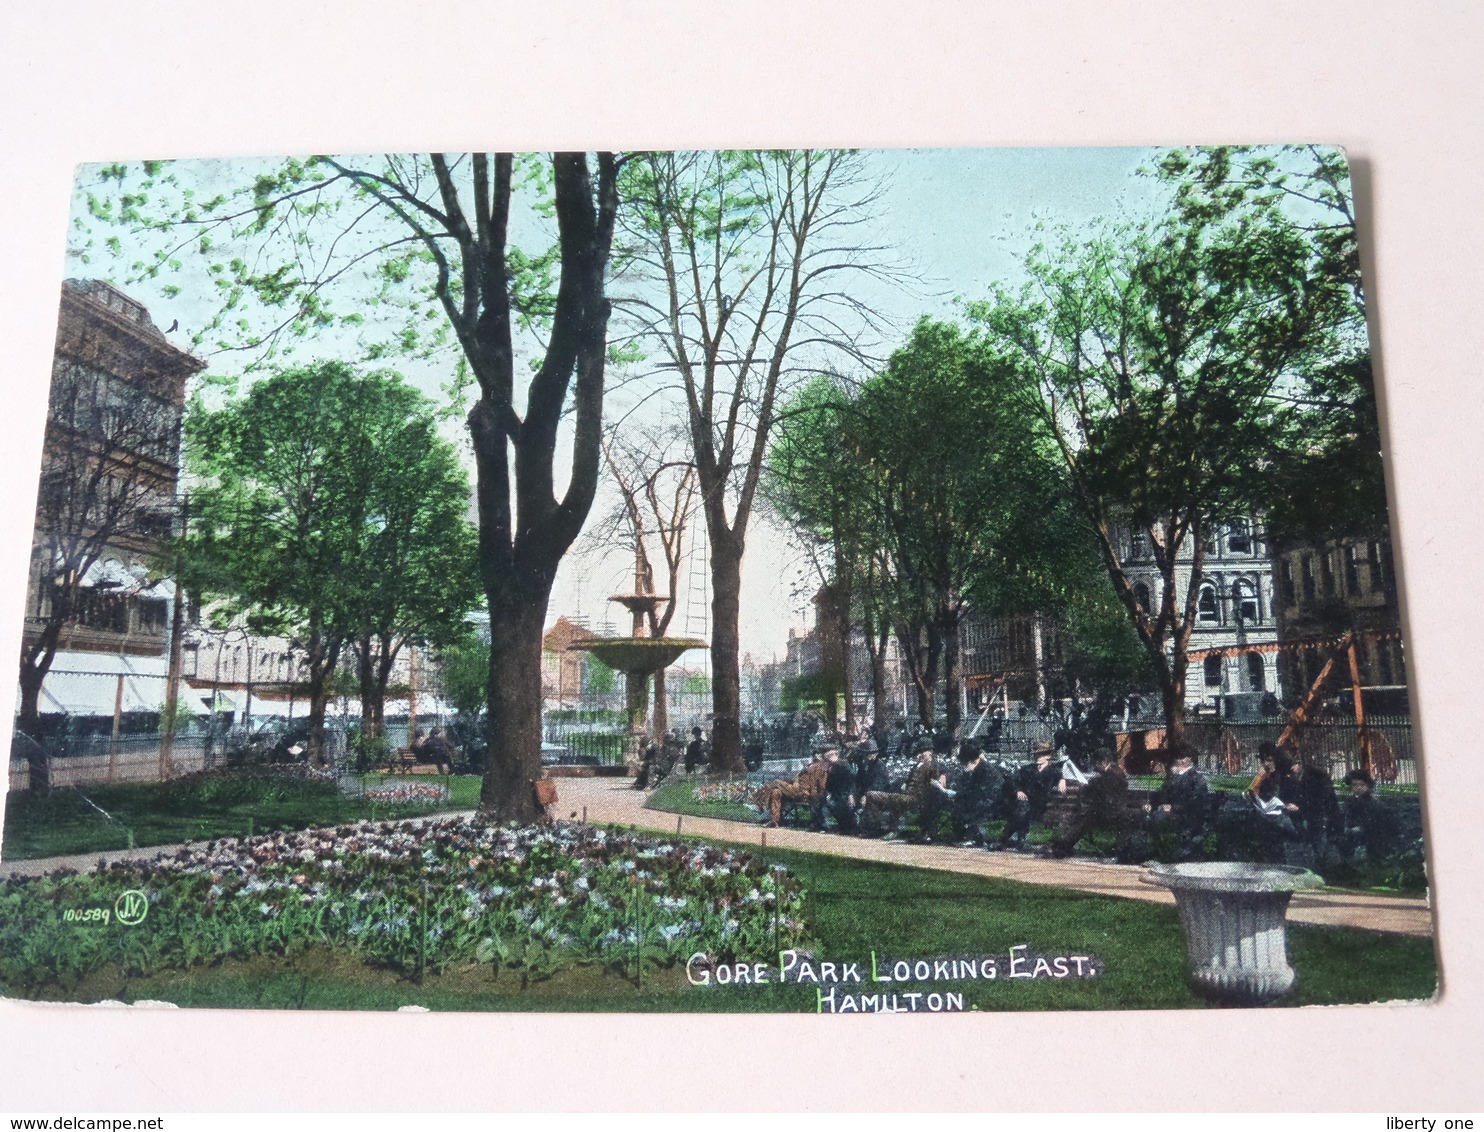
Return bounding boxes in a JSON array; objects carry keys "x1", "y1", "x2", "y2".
[{"x1": 744, "y1": 733, "x2": 1404, "y2": 868}]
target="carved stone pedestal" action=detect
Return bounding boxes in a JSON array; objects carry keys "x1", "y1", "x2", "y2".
[{"x1": 1143, "y1": 862, "x2": 1322, "y2": 1006}]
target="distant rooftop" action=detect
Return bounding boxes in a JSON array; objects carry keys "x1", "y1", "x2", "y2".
[{"x1": 64, "y1": 278, "x2": 168, "y2": 340}]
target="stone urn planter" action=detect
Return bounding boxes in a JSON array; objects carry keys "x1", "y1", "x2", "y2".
[{"x1": 1143, "y1": 861, "x2": 1322, "y2": 1006}]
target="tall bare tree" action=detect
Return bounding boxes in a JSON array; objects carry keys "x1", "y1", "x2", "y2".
[
  {"x1": 585, "y1": 423, "x2": 698, "y2": 736},
  {"x1": 19, "y1": 350, "x2": 188, "y2": 785},
  {"x1": 617, "y1": 150, "x2": 893, "y2": 770}
]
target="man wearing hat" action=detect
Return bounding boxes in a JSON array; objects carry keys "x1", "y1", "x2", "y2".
[
  {"x1": 1337, "y1": 767, "x2": 1397, "y2": 863},
  {"x1": 756, "y1": 746, "x2": 833, "y2": 827},
  {"x1": 998, "y1": 741, "x2": 1062, "y2": 850},
  {"x1": 1144, "y1": 741, "x2": 1210, "y2": 861},
  {"x1": 861, "y1": 744, "x2": 943, "y2": 837},
  {"x1": 951, "y1": 738, "x2": 1005, "y2": 846},
  {"x1": 819, "y1": 746, "x2": 859, "y2": 833}
]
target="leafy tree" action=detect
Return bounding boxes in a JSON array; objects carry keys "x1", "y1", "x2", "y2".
[
  {"x1": 333, "y1": 376, "x2": 480, "y2": 739},
  {"x1": 766, "y1": 374, "x2": 884, "y2": 737},
  {"x1": 616, "y1": 150, "x2": 895, "y2": 771},
  {"x1": 1152, "y1": 145, "x2": 1385, "y2": 543},
  {"x1": 975, "y1": 148, "x2": 1367, "y2": 739},
  {"x1": 77, "y1": 152, "x2": 622, "y2": 820},
  {"x1": 853, "y1": 320, "x2": 1095, "y2": 736},
  {"x1": 438, "y1": 637, "x2": 492, "y2": 719},
  {"x1": 185, "y1": 362, "x2": 480, "y2": 760}
]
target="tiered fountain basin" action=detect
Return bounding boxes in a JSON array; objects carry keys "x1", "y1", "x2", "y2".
[{"x1": 571, "y1": 637, "x2": 707, "y2": 772}]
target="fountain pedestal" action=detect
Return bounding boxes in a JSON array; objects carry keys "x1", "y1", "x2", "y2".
[{"x1": 1143, "y1": 862, "x2": 1322, "y2": 1006}]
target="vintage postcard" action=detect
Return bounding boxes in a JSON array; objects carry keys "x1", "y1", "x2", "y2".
[{"x1": 0, "y1": 146, "x2": 1435, "y2": 1013}]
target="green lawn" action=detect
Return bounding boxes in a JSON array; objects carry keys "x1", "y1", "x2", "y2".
[
  {"x1": 0, "y1": 773, "x2": 482, "y2": 861},
  {"x1": 11, "y1": 842, "x2": 1437, "y2": 1013}
]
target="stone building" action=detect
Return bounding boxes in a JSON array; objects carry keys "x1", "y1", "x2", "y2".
[
  {"x1": 1270, "y1": 531, "x2": 1406, "y2": 710},
  {"x1": 1118, "y1": 517, "x2": 1282, "y2": 711},
  {"x1": 18, "y1": 280, "x2": 204, "y2": 729},
  {"x1": 542, "y1": 616, "x2": 598, "y2": 709}
]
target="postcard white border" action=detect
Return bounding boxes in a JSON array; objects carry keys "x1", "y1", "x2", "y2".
[{"x1": 1, "y1": 0, "x2": 1481, "y2": 1113}]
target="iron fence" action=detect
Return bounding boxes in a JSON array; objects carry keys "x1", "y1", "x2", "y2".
[{"x1": 1178, "y1": 714, "x2": 1416, "y2": 784}]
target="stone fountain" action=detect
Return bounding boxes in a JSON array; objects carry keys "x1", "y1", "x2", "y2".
[{"x1": 571, "y1": 590, "x2": 705, "y2": 774}]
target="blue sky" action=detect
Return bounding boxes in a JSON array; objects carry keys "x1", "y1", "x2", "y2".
[{"x1": 63, "y1": 146, "x2": 1222, "y2": 661}]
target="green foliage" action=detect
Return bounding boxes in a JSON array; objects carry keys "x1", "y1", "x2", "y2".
[
  {"x1": 968, "y1": 146, "x2": 1379, "y2": 729},
  {"x1": 778, "y1": 668, "x2": 838, "y2": 713},
  {"x1": 438, "y1": 638, "x2": 490, "y2": 719},
  {"x1": 0, "y1": 772, "x2": 472, "y2": 861},
  {"x1": 183, "y1": 361, "x2": 481, "y2": 712},
  {"x1": 861, "y1": 320, "x2": 1099, "y2": 620},
  {"x1": 583, "y1": 656, "x2": 617, "y2": 698}
]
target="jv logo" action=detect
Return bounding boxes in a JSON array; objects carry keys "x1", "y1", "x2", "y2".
[{"x1": 114, "y1": 889, "x2": 149, "y2": 926}]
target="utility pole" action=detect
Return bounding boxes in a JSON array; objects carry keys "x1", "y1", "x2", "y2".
[{"x1": 160, "y1": 494, "x2": 187, "y2": 780}]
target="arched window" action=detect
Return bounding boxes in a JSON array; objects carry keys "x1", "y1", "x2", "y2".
[
  {"x1": 1227, "y1": 519, "x2": 1252, "y2": 555},
  {"x1": 1203, "y1": 655, "x2": 1223, "y2": 687},
  {"x1": 1198, "y1": 582, "x2": 1220, "y2": 623},
  {"x1": 1232, "y1": 579, "x2": 1260, "y2": 625},
  {"x1": 1246, "y1": 652, "x2": 1265, "y2": 691},
  {"x1": 1133, "y1": 582, "x2": 1151, "y2": 612}
]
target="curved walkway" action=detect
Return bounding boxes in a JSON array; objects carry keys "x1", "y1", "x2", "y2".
[
  {"x1": 2, "y1": 777, "x2": 1433, "y2": 938},
  {"x1": 559, "y1": 777, "x2": 1435, "y2": 939}
]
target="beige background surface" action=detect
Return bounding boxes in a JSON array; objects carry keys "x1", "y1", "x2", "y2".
[{"x1": 0, "y1": 0, "x2": 1480, "y2": 1112}]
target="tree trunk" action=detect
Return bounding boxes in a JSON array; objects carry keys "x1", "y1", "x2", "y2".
[
  {"x1": 942, "y1": 607, "x2": 963, "y2": 739},
  {"x1": 1159, "y1": 665, "x2": 1187, "y2": 745},
  {"x1": 304, "y1": 625, "x2": 341, "y2": 768},
  {"x1": 17, "y1": 661, "x2": 47, "y2": 791},
  {"x1": 374, "y1": 634, "x2": 397, "y2": 740},
  {"x1": 480, "y1": 594, "x2": 548, "y2": 822},
  {"x1": 709, "y1": 532, "x2": 746, "y2": 773},
  {"x1": 652, "y1": 665, "x2": 669, "y2": 740},
  {"x1": 356, "y1": 634, "x2": 376, "y2": 738},
  {"x1": 864, "y1": 615, "x2": 890, "y2": 752},
  {"x1": 920, "y1": 621, "x2": 943, "y2": 728}
]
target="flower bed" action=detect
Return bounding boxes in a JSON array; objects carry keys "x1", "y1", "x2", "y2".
[
  {"x1": 360, "y1": 781, "x2": 452, "y2": 806},
  {"x1": 0, "y1": 819, "x2": 807, "y2": 993},
  {"x1": 691, "y1": 780, "x2": 758, "y2": 808}
]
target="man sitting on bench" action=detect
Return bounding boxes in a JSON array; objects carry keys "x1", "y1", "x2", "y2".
[
  {"x1": 861, "y1": 741, "x2": 946, "y2": 838},
  {"x1": 756, "y1": 747, "x2": 833, "y2": 828}
]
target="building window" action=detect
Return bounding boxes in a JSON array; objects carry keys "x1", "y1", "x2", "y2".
[
  {"x1": 1281, "y1": 560, "x2": 1296, "y2": 605},
  {"x1": 1378, "y1": 641, "x2": 1394, "y2": 685},
  {"x1": 1133, "y1": 582, "x2": 1151, "y2": 612},
  {"x1": 1344, "y1": 544, "x2": 1361, "y2": 593},
  {"x1": 1246, "y1": 652, "x2": 1266, "y2": 691},
  {"x1": 1198, "y1": 582, "x2": 1220, "y2": 623},
  {"x1": 1227, "y1": 519, "x2": 1252, "y2": 556},
  {"x1": 136, "y1": 597, "x2": 168, "y2": 635},
  {"x1": 1129, "y1": 530, "x2": 1148, "y2": 559},
  {"x1": 1203, "y1": 655, "x2": 1222, "y2": 687},
  {"x1": 1320, "y1": 551, "x2": 1335, "y2": 597},
  {"x1": 1301, "y1": 556, "x2": 1316, "y2": 602},
  {"x1": 1232, "y1": 579, "x2": 1260, "y2": 625}
]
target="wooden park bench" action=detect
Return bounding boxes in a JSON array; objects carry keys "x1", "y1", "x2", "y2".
[{"x1": 388, "y1": 747, "x2": 447, "y2": 775}]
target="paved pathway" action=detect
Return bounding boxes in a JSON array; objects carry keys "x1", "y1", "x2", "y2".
[
  {"x1": 555, "y1": 777, "x2": 1436, "y2": 938},
  {"x1": 2, "y1": 777, "x2": 1433, "y2": 938}
]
